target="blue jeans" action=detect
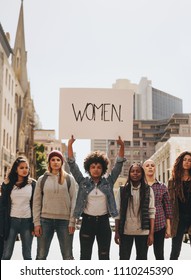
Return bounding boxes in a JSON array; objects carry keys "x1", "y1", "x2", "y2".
[
  {"x1": 2, "y1": 217, "x2": 33, "y2": 260},
  {"x1": 36, "y1": 218, "x2": 73, "y2": 260}
]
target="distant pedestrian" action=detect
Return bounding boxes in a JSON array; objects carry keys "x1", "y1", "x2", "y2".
[
  {"x1": 115, "y1": 163, "x2": 156, "y2": 260},
  {"x1": 1, "y1": 156, "x2": 36, "y2": 260},
  {"x1": 67, "y1": 135, "x2": 125, "y2": 260},
  {"x1": 168, "y1": 151, "x2": 191, "y2": 259},
  {"x1": 33, "y1": 150, "x2": 76, "y2": 260},
  {"x1": 143, "y1": 159, "x2": 172, "y2": 259}
]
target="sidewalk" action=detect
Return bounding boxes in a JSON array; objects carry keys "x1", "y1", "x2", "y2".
[{"x1": 11, "y1": 231, "x2": 190, "y2": 260}]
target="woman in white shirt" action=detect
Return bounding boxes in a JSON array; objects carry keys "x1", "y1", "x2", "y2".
[{"x1": 1, "y1": 156, "x2": 36, "y2": 260}]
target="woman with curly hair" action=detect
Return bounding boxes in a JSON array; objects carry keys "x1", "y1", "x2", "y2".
[
  {"x1": 1, "y1": 156, "x2": 36, "y2": 259},
  {"x1": 168, "y1": 151, "x2": 191, "y2": 259},
  {"x1": 67, "y1": 135, "x2": 125, "y2": 260}
]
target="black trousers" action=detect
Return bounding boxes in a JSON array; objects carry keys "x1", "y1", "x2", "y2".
[
  {"x1": 170, "y1": 220, "x2": 191, "y2": 260},
  {"x1": 119, "y1": 234, "x2": 148, "y2": 260},
  {"x1": 0, "y1": 236, "x2": 4, "y2": 259},
  {"x1": 79, "y1": 213, "x2": 111, "y2": 260},
  {"x1": 153, "y1": 227, "x2": 166, "y2": 260}
]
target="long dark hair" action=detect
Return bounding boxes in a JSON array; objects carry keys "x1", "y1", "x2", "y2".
[
  {"x1": 7, "y1": 156, "x2": 30, "y2": 188},
  {"x1": 171, "y1": 151, "x2": 191, "y2": 201}
]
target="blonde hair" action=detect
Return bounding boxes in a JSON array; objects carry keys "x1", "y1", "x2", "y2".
[{"x1": 48, "y1": 162, "x2": 67, "y2": 185}]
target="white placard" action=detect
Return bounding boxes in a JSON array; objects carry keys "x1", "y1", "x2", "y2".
[{"x1": 59, "y1": 88, "x2": 133, "y2": 140}]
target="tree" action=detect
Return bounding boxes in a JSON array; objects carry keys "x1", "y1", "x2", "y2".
[{"x1": 34, "y1": 143, "x2": 47, "y2": 179}]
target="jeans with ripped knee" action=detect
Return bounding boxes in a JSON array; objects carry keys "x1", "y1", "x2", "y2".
[{"x1": 79, "y1": 213, "x2": 111, "y2": 260}]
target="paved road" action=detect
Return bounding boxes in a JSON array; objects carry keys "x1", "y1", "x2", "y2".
[{"x1": 11, "y1": 231, "x2": 190, "y2": 260}]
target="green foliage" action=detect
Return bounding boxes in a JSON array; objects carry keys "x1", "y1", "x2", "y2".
[{"x1": 34, "y1": 143, "x2": 47, "y2": 179}]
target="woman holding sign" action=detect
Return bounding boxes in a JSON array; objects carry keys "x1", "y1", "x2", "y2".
[{"x1": 67, "y1": 135, "x2": 125, "y2": 260}]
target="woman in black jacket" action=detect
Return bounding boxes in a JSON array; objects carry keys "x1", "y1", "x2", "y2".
[{"x1": 1, "y1": 156, "x2": 36, "y2": 260}]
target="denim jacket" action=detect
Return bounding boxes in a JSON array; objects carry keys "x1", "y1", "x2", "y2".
[{"x1": 68, "y1": 157, "x2": 125, "y2": 218}]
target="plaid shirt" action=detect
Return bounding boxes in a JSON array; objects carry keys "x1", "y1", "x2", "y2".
[{"x1": 151, "y1": 180, "x2": 172, "y2": 232}]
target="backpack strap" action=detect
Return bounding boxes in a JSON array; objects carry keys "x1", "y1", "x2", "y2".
[
  {"x1": 40, "y1": 173, "x2": 71, "y2": 193},
  {"x1": 66, "y1": 174, "x2": 71, "y2": 191},
  {"x1": 40, "y1": 173, "x2": 49, "y2": 194}
]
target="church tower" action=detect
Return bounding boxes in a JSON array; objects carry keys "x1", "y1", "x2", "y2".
[
  {"x1": 12, "y1": 0, "x2": 28, "y2": 94},
  {"x1": 12, "y1": 0, "x2": 36, "y2": 177}
]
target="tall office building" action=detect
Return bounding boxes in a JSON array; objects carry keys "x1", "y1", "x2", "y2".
[
  {"x1": 113, "y1": 77, "x2": 183, "y2": 120},
  {"x1": 91, "y1": 77, "x2": 183, "y2": 155}
]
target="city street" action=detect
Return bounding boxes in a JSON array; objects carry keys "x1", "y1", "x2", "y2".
[{"x1": 11, "y1": 231, "x2": 190, "y2": 260}]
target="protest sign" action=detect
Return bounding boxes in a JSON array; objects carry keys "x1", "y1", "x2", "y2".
[{"x1": 59, "y1": 88, "x2": 133, "y2": 140}]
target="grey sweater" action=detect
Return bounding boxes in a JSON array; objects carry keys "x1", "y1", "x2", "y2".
[{"x1": 33, "y1": 172, "x2": 76, "y2": 227}]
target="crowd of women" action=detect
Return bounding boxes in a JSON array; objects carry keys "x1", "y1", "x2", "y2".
[{"x1": 0, "y1": 136, "x2": 191, "y2": 260}]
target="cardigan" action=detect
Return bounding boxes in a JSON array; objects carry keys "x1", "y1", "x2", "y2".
[{"x1": 1, "y1": 179, "x2": 36, "y2": 240}]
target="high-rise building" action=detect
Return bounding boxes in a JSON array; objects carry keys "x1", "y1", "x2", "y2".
[
  {"x1": 108, "y1": 113, "x2": 191, "y2": 179},
  {"x1": 91, "y1": 77, "x2": 183, "y2": 159},
  {"x1": 112, "y1": 77, "x2": 183, "y2": 120}
]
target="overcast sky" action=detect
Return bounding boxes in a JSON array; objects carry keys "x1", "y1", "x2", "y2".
[{"x1": 1, "y1": 0, "x2": 191, "y2": 167}]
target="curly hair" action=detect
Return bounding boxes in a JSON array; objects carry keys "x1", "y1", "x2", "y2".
[
  {"x1": 171, "y1": 151, "x2": 191, "y2": 201},
  {"x1": 7, "y1": 156, "x2": 30, "y2": 188},
  {"x1": 83, "y1": 151, "x2": 109, "y2": 176}
]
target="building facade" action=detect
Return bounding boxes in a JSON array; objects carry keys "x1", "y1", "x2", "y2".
[
  {"x1": 0, "y1": 2, "x2": 37, "y2": 181},
  {"x1": 0, "y1": 24, "x2": 17, "y2": 181},
  {"x1": 91, "y1": 77, "x2": 183, "y2": 161},
  {"x1": 112, "y1": 77, "x2": 183, "y2": 120},
  {"x1": 150, "y1": 137, "x2": 191, "y2": 185},
  {"x1": 107, "y1": 113, "x2": 191, "y2": 180},
  {"x1": 34, "y1": 129, "x2": 67, "y2": 156}
]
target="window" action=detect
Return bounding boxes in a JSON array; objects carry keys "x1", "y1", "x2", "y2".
[
  {"x1": 133, "y1": 141, "x2": 140, "y2": 146},
  {"x1": 11, "y1": 80, "x2": 14, "y2": 95},
  {"x1": 6, "y1": 133, "x2": 9, "y2": 148},
  {"x1": 4, "y1": 99, "x2": 7, "y2": 115},
  {"x1": 133, "y1": 132, "x2": 139, "y2": 138},
  {"x1": 125, "y1": 141, "x2": 131, "y2": 147},
  {"x1": 7, "y1": 104, "x2": 10, "y2": 120},
  {"x1": 3, "y1": 130, "x2": 5, "y2": 146},
  {"x1": 10, "y1": 108, "x2": 13, "y2": 123},
  {"x1": 5, "y1": 68, "x2": 8, "y2": 85},
  {"x1": 133, "y1": 150, "x2": 140, "y2": 156},
  {"x1": 8, "y1": 74, "x2": 11, "y2": 90},
  {"x1": 9, "y1": 136, "x2": 12, "y2": 151},
  {"x1": 110, "y1": 150, "x2": 115, "y2": 156}
]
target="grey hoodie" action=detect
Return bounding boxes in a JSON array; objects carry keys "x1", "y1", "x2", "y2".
[{"x1": 33, "y1": 172, "x2": 76, "y2": 227}]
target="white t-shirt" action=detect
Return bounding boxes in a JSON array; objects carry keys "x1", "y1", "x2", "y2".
[
  {"x1": 84, "y1": 184, "x2": 108, "y2": 216},
  {"x1": 10, "y1": 184, "x2": 32, "y2": 218}
]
